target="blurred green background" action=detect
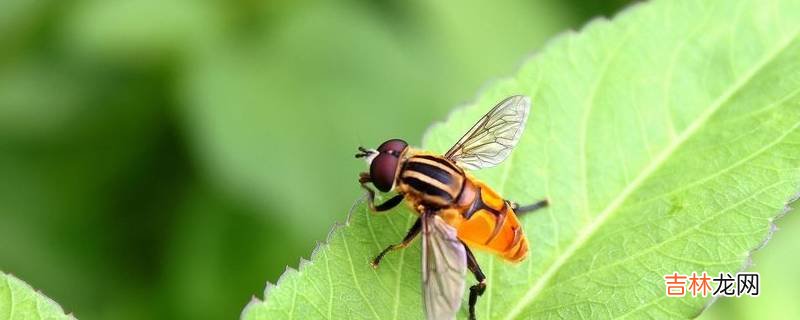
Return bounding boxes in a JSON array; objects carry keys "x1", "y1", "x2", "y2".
[{"x1": 0, "y1": 0, "x2": 796, "y2": 319}]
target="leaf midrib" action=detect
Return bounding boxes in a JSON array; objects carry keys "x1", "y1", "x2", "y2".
[
  {"x1": 536, "y1": 114, "x2": 800, "y2": 294},
  {"x1": 502, "y1": 26, "x2": 800, "y2": 320}
]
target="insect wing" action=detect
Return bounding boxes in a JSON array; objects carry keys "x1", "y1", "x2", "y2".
[
  {"x1": 421, "y1": 212, "x2": 467, "y2": 320},
  {"x1": 444, "y1": 95, "x2": 531, "y2": 170}
]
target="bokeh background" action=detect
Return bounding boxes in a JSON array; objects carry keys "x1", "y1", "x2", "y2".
[{"x1": 0, "y1": 0, "x2": 796, "y2": 319}]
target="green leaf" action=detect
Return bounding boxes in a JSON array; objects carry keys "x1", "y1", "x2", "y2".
[
  {"x1": 242, "y1": 0, "x2": 800, "y2": 318},
  {"x1": 178, "y1": 0, "x2": 580, "y2": 240},
  {"x1": 0, "y1": 272, "x2": 75, "y2": 319},
  {"x1": 698, "y1": 209, "x2": 800, "y2": 320}
]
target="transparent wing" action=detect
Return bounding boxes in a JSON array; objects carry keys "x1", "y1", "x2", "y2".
[
  {"x1": 444, "y1": 95, "x2": 531, "y2": 170},
  {"x1": 421, "y1": 212, "x2": 467, "y2": 320}
]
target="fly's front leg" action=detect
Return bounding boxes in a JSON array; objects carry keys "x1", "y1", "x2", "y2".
[
  {"x1": 358, "y1": 172, "x2": 371, "y2": 184},
  {"x1": 359, "y1": 172, "x2": 403, "y2": 212},
  {"x1": 464, "y1": 245, "x2": 486, "y2": 320},
  {"x1": 371, "y1": 218, "x2": 421, "y2": 268},
  {"x1": 511, "y1": 198, "x2": 549, "y2": 216}
]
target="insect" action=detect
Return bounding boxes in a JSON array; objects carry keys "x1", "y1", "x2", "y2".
[{"x1": 355, "y1": 95, "x2": 548, "y2": 320}]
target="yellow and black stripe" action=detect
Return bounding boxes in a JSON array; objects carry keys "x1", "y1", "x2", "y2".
[{"x1": 399, "y1": 155, "x2": 465, "y2": 207}]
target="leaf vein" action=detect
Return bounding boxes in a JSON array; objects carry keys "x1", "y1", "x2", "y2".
[
  {"x1": 503, "y1": 24, "x2": 800, "y2": 320},
  {"x1": 342, "y1": 226, "x2": 381, "y2": 319}
]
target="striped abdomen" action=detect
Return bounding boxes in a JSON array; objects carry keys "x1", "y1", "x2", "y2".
[
  {"x1": 397, "y1": 153, "x2": 528, "y2": 262},
  {"x1": 455, "y1": 179, "x2": 528, "y2": 262},
  {"x1": 398, "y1": 154, "x2": 465, "y2": 207}
]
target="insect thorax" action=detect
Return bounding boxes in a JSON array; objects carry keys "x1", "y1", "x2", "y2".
[{"x1": 398, "y1": 154, "x2": 465, "y2": 208}]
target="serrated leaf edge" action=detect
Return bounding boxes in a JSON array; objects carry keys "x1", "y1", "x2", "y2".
[
  {"x1": 241, "y1": 4, "x2": 637, "y2": 318},
  {"x1": 0, "y1": 271, "x2": 76, "y2": 320},
  {"x1": 241, "y1": 1, "x2": 800, "y2": 317},
  {"x1": 240, "y1": 194, "x2": 367, "y2": 318},
  {"x1": 694, "y1": 190, "x2": 800, "y2": 318}
]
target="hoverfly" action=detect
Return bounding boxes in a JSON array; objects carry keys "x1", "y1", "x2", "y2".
[{"x1": 355, "y1": 95, "x2": 548, "y2": 320}]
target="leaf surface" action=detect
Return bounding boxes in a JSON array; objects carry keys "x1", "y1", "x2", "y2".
[
  {"x1": 243, "y1": 0, "x2": 800, "y2": 318},
  {"x1": 0, "y1": 272, "x2": 75, "y2": 320}
]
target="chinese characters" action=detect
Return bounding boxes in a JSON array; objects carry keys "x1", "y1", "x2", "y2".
[{"x1": 664, "y1": 272, "x2": 759, "y2": 297}]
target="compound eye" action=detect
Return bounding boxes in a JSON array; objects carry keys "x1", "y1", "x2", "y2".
[
  {"x1": 370, "y1": 153, "x2": 399, "y2": 192},
  {"x1": 378, "y1": 139, "x2": 408, "y2": 155}
]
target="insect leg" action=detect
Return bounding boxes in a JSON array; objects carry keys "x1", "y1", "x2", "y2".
[
  {"x1": 372, "y1": 194, "x2": 404, "y2": 212},
  {"x1": 360, "y1": 181, "x2": 404, "y2": 212},
  {"x1": 371, "y1": 218, "x2": 421, "y2": 268},
  {"x1": 512, "y1": 198, "x2": 549, "y2": 216},
  {"x1": 464, "y1": 245, "x2": 486, "y2": 320}
]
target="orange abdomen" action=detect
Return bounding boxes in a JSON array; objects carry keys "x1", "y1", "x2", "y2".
[{"x1": 455, "y1": 180, "x2": 528, "y2": 262}]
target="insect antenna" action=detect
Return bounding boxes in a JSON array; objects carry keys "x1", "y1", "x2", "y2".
[{"x1": 355, "y1": 146, "x2": 369, "y2": 158}]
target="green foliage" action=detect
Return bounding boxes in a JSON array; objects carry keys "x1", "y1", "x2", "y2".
[
  {"x1": 242, "y1": 0, "x2": 800, "y2": 318},
  {"x1": 0, "y1": 272, "x2": 73, "y2": 320},
  {"x1": 179, "y1": 0, "x2": 579, "y2": 241},
  {"x1": 699, "y1": 210, "x2": 800, "y2": 320},
  {"x1": 0, "y1": 1, "x2": 590, "y2": 319}
]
